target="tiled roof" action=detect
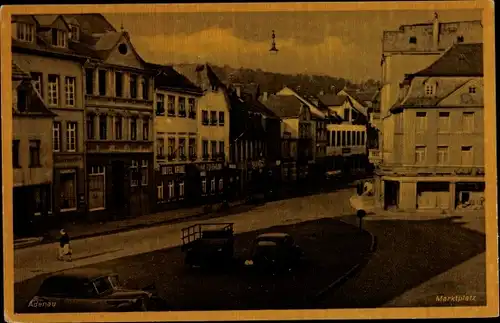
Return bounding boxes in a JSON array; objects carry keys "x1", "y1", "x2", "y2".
[
  {"x1": 412, "y1": 43, "x2": 483, "y2": 77},
  {"x1": 66, "y1": 14, "x2": 116, "y2": 34},
  {"x1": 94, "y1": 32, "x2": 122, "y2": 51},
  {"x1": 243, "y1": 97, "x2": 279, "y2": 118},
  {"x1": 318, "y1": 94, "x2": 348, "y2": 106},
  {"x1": 262, "y1": 95, "x2": 303, "y2": 118},
  {"x1": 12, "y1": 61, "x2": 31, "y2": 79},
  {"x1": 173, "y1": 63, "x2": 225, "y2": 92},
  {"x1": 12, "y1": 69, "x2": 56, "y2": 117},
  {"x1": 150, "y1": 64, "x2": 202, "y2": 93},
  {"x1": 33, "y1": 15, "x2": 60, "y2": 27}
]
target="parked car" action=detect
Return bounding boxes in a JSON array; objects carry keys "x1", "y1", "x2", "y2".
[
  {"x1": 25, "y1": 268, "x2": 161, "y2": 312},
  {"x1": 246, "y1": 233, "x2": 304, "y2": 272}
]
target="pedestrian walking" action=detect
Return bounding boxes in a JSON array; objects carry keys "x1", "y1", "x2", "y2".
[{"x1": 57, "y1": 229, "x2": 72, "y2": 262}]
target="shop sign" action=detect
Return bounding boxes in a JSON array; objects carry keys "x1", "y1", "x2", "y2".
[
  {"x1": 174, "y1": 165, "x2": 185, "y2": 174},
  {"x1": 342, "y1": 148, "x2": 351, "y2": 154},
  {"x1": 198, "y1": 163, "x2": 223, "y2": 172},
  {"x1": 229, "y1": 164, "x2": 237, "y2": 169}
]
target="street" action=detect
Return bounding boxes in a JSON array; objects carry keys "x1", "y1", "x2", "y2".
[{"x1": 13, "y1": 188, "x2": 487, "y2": 311}]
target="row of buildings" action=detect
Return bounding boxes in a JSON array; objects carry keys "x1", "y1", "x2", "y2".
[
  {"x1": 11, "y1": 14, "x2": 376, "y2": 236},
  {"x1": 371, "y1": 14, "x2": 485, "y2": 212}
]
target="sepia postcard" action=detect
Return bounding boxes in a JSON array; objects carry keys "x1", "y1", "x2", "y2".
[{"x1": 1, "y1": 1, "x2": 498, "y2": 322}]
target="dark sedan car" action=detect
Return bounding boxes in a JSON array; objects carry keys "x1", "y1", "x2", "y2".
[
  {"x1": 25, "y1": 268, "x2": 161, "y2": 312},
  {"x1": 246, "y1": 233, "x2": 305, "y2": 271}
]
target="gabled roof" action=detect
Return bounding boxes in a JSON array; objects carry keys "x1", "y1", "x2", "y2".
[
  {"x1": 262, "y1": 95, "x2": 304, "y2": 118},
  {"x1": 149, "y1": 64, "x2": 202, "y2": 95},
  {"x1": 174, "y1": 63, "x2": 226, "y2": 92},
  {"x1": 65, "y1": 14, "x2": 116, "y2": 34},
  {"x1": 412, "y1": 43, "x2": 483, "y2": 77},
  {"x1": 12, "y1": 60, "x2": 31, "y2": 80},
  {"x1": 33, "y1": 15, "x2": 62, "y2": 27},
  {"x1": 318, "y1": 94, "x2": 349, "y2": 106}
]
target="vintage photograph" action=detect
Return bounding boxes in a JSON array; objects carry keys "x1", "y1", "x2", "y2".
[{"x1": 1, "y1": 1, "x2": 497, "y2": 321}]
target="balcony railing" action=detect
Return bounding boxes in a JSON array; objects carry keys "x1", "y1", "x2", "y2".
[{"x1": 378, "y1": 164, "x2": 485, "y2": 177}]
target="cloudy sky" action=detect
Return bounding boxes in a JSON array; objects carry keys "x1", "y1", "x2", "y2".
[{"x1": 105, "y1": 9, "x2": 481, "y2": 82}]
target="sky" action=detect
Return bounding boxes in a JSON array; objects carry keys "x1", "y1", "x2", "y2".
[{"x1": 105, "y1": 9, "x2": 481, "y2": 82}]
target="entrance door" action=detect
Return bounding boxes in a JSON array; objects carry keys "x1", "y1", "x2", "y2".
[
  {"x1": 383, "y1": 180, "x2": 399, "y2": 210},
  {"x1": 111, "y1": 161, "x2": 127, "y2": 217}
]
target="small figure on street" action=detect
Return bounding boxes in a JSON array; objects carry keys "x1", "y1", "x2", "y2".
[{"x1": 57, "y1": 229, "x2": 72, "y2": 262}]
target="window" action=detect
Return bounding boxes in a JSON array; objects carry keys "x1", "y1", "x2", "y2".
[
  {"x1": 142, "y1": 77, "x2": 149, "y2": 100},
  {"x1": 178, "y1": 97, "x2": 186, "y2": 117},
  {"x1": 409, "y1": 36, "x2": 417, "y2": 44},
  {"x1": 343, "y1": 108, "x2": 350, "y2": 121},
  {"x1": 53, "y1": 122, "x2": 61, "y2": 152},
  {"x1": 168, "y1": 180, "x2": 175, "y2": 199},
  {"x1": 437, "y1": 146, "x2": 449, "y2": 165},
  {"x1": 219, "y1": 141, "x2": 225, "y2": 157},
  {"x1": 69, "y1": 25, "x2": 79, "y2": 41},
  {"x1": 16, "y1": 22, "x2": 34, "y2": 42},
  {"x1": 361, "y1": 132, "x2": 365, "y2": 145},
  {"x1": 142, "y1": 118, "x2": 149, "y2": 140},
  {"x1": 219, "y1": 178, "x2": 224, "y2": 191},
  {"x1": 157, "y1": 182, "x2": 164, "y2": 201},
  {"x1": 89, "y1": 165, "x2": 106, "y2": 211},
  {"x1": 178, "y1": 181, "x2": 185, "y2": 199},
  {"x1": 130, "y1": 160, "x2": 139, "y2": 187},
  {"x1": 469, "y1": 86, "x2": 476, "y2": 94},
  {"x1": 457, "y1": 35, "x2": 464, "y2": 43},
  {"x1": 67, "y1": 122, "x2": 77, "y2": 152},
  {"x1": 210, "y1": 178, "x2": 216, "y2": 194},
  {"x1": 98, "y1": 70, "x2": 107, "y2": 96},
  {"x1": 155, "y1": 94, "x2": 165, "y2": 116},
  {"x1": 462, "y1": 112, "x2": 475, "y2": 133},
  {"x1": 202, "y1": 110, "x2": 209, "y2": 125},
  {"x1": 60, "y1": 171, "x2": 77, "y2": 211},
  {"x1": 156, "y1": 138, "x2": 165, "y2": 158},
  {"x1": 87, "y1": 114, "x2": 95, "y2": 140},
  {"x1": 189, "y1": 138, "x2": 196, "y2": 157},
  {"x1": 188, "y1": 98, "x2": 196, "y2": 118},
  {"x1": 168, "y1": 137, "x2": 175, "y2": 158},
  {"x1": 48, "y1": 74, "x2": 59, "y2": 106},
  {"x1": 356, "y1": 131, "x2": 361, "y2": 146},
  {"x1": 99, "y1": 115, "x2": 107, "y2": 140},
  {"x1": 29, "y1": 140, "x2": 41, "y2": 167},
  {"x1": 416, "y1": 112, "x2": 427, "y2": 132},
  {"x1": 415, "y1": 145, "x2": 426, "y2": 164},
  {"x1": 201, "y1": 178, "x2": 207, "y2": 195},
  {"x1": 64, "y1": 77, "x2": 76, "y2": 107},
  {"x1": 219, "y1": 112, "x2": 225, "y2": 125},
  {"x1": 141, "y1": 160, "x2": 148, "y2": 186},
  {"x1": 51, "y1": 29, "x2": 67, "y2": 47},
  {"x1": 114, "y1": 116, "x2": 122, "y2": 140},
  {"x1": 85, "y1": 68, "x2": 94, "y2": 95},
  {"x1": 31, "y1": 72, "x2": 42, "y2": 96},
  {"x1": 211, "y1": 140, "x2": 217, "y2": 158},
  {"x1": 115, "y1": 72, "x2": 123, "y2": 97},
  {"x1": 425, "y1": 83, "x2": 435, "y2": 96},
  {"x1": 178, "y1": 138, "x2": 186, "y2": 159},
  {"x1": 346, "y1": 130, "x2": 351, "y2": 146},
  {"x1": 12, "y1": 140, "x2": 20, "y2": 168},
  {"x1": 167, "y1": 95, "x2": 175, "y2": 115},
  {"x1": 202, "y1": 140, "x2": 209, "y2": 159},
  {"x1": 341, "y1": 131, "x2": 346, "y2": 146},
  {"x1": 438, "y1": 112, "x2": 450, "y2": 132},
  {"x1": 16, "y1": 88, "x2": 28, "y2": 112},
  {"x1": 130, "y1": 74, "x2": 137, "y2": 99},
  {"x1": 130, "y1": 117, "x2": 137, "y2": 140},
  {"x1": 461, "y1": 146, "x2": 473, "y2": 165},
  {"x1": 210, "y1": 111, "x2": 217, "y2": 125}
]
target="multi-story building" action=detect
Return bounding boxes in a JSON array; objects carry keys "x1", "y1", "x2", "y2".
[
  {"x1": 152, "y1": 65, "x2": 203, "y2": 209},
  {"x1": 374, "y1": 43, "x2": 484, "y2": 212},
  {"x1": 69, "y1": 15, "x2": 156, "y2": 220},
  {"x1": 379, "y1": 15, "x2": 482, "y2": 162},
  {"x1": 174, "y1": 64, "x2": 231, "y2": 203},
  {"x1": 12, "y1": 14, "x2": 87, "y2": 221},
  {"x1": 12, "y1": 62, "x2": 56, "y2": 237}
]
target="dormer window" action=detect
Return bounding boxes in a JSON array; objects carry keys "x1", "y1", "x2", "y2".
[
  {"x1": 16, "y1": 87, "x2": 29, "y2": 112},
  {"x1": 409, "y1": 36, "x2": 417, "y2": 44},
  {"x1": 457, "y1": 35, "x2": 464, "y2": 43},
  {"x1": 51, "y1": 29, "x2": 67, "y2": 48},
  {"x1": 425, "y1": 82, "x2": 436, "y2": 96},
  {"x1": 69, "y1": 25, "x2": 80, "y2": 41},
  {"x1": 469, "y1": 86, "x2": 476, "y2": 94},
  {"x1": 16, "y1": 23, "x2": 35, "y2": 43}
]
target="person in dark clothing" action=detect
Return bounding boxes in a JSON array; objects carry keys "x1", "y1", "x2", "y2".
[{"x1": 57, "y1": 229, "x2": 72, "y2": 261}]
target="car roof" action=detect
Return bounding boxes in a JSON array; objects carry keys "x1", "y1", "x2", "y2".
[
  {"x1": 256, "y1": 232, "x2": 290, "y2": 239},
  {"x1": 257, "y1": 240, "x2": 278, "y2": 247},
  {"x1": 50, "y1": 268, "x2": 115, "y2": 280}
]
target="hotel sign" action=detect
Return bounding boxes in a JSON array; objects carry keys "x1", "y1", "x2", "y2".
[
  {"x1": 198, "y1": 163, "x2": 223, "y2": 172},
  {"x1": 342, "y1": 148, "x2": 351, "y2": 154}
]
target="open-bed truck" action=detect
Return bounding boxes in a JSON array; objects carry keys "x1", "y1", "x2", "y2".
[{"x1": 181, "y1": 223, "x2": 235, "y2": 267}]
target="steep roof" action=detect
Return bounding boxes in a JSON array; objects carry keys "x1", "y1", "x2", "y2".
[
  {"x1": 33, "y1": 15, "x2": 61, "y2": 27},
  {"x1": 12, "y1": 60, "x2": 31, "y2": 80},
  {"x1": 65, "y1": 14, "x2": 117, "y2": 34},
  {"x1": 150, "y1": 64, "x2": 202, "y2": 94},
  {"x1": 173, "y1": 63, "x2": 226, "y2": 92},
  {"x1": 262, "y1": 95, "x2": 304, "y2": 118},
  {"x1": 318, "y1": 94, "x2": 349, "y2": 106},
  {"x1": 412, "y1": 43, "x2": 483, "y2": 77}
]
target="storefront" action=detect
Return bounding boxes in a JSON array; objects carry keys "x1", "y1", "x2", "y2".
[
  {"x1": 13, "y1": 183, "x2": 52, "y2": 237},
  {"x1": 197, "y1": 161, "x2": 225, "y2": 204},
  {"x1": 155, "y1": 163, "x2": 188, "y2": 211}
]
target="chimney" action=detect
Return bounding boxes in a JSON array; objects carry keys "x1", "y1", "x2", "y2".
[{"x1": 433, "y1": 12, "x2": 440, "y2": 50}]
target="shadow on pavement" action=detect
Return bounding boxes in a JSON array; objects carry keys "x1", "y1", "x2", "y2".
[{"x1": 316, "y1": 215, "x2": 486, "y2": 308}]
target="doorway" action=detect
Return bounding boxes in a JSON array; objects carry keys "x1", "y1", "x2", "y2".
[{"x1": 384, "y1": 180, "x2": 400, "y2": 210}]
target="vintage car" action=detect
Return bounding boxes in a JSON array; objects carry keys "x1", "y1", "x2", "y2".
[
  {"x1": 246, "y1": 233, "x2": 304, "y2": 271},
  {"x1": 25, "y1": 268, "x2": 161, "y2": 312}
]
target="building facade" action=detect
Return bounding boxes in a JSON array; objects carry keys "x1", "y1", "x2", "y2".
[
  {"x1": 12, "y1": 14, "x2": 87, "y2": 222},
  {"x1": 374, "y1": 43, "x2": 485, "y2": 212},
  {"x1": 152, "y1": 65, "x2": 204, "y2": 210},
  {"x1": 12, "y1": 62, "x2": 56, "y2": 236}
]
